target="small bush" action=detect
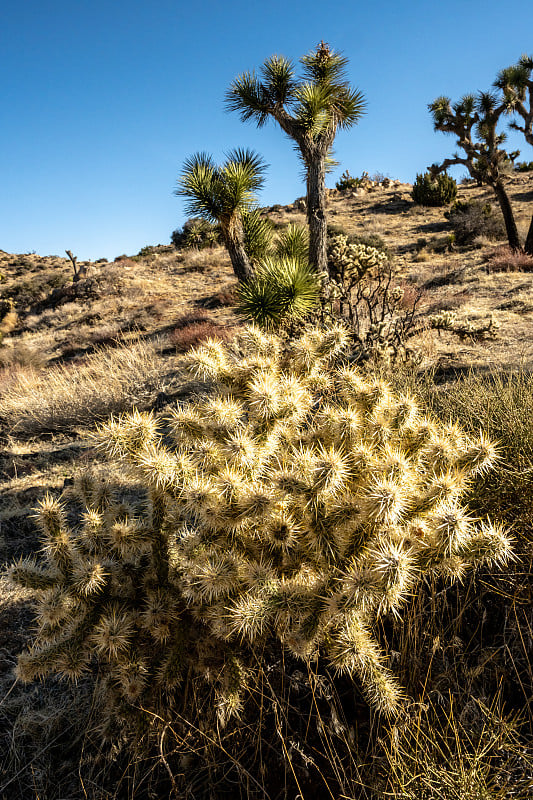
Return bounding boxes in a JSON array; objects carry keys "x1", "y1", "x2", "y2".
[
  {"x1": 335, "y1": 170, "x2": 364, "y2": 191},
  {"x1": 170, "y1": 319, "x2": 234, "y2": 352},
  {"x1": 412, "y1": 172, "x2": 457, "y2": 207},
  {"x1": 447, "y1": 201, "x2": 505, "y2": 245},
  {"x1": 516, "y1": 161, "x2": 533, "y2": 172},
  {"x1": 171, "y1": 218, "x2": 221, "y2": 250},
  {"x1": 485, "y1": 245, "x2": 533, "y2": 272},
  {"x1": 198, "y1": 284, "x2": 238, "y2": 309}
]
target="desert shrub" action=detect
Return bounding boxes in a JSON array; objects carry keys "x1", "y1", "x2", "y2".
[
  {"x1": 237, "y1": 257, "x2": 320, "y2": 329},
  {"x1": 0, "y1": 299, "x2": 17, "y2": 342},
  {"x1": 446, "y1": 201, "x2": 506, "y2": 245},
  {"x1": 171, "y1": 218, "x2": 221, "y2": 250},
  {"x1": 10, "y1": 325, "x2": 512, "y2": 745},
  {"x1": 0, "y1": 339, "x2": 170, "y2": 436},
  {"x1": 412, "y1": 171, "x2": 457, "y2": 206},
  {"x1": 198, "y1": 283, "x2": 238, "y2": 309},
  {"x1": 170, "y1": 317, "x2": 234, "y2": 352},
  {"x1": 335, "y1": 169, "x2": 364, "y2": 191},
  {"x1": 516, "y1": 160, "x2": 533, "y2": 172},
  {"x1": 485, "y1": 245, "x2": 533, "y2": 272}
]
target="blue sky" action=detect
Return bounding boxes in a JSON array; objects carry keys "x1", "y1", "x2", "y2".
[{"x1": 1, "y1": 0, "x2": 532, "y2": 260}]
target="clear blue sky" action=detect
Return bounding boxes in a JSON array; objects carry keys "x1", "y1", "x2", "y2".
[{"x1": 1, "y1": 0, "x2": 532, "y2": 260}]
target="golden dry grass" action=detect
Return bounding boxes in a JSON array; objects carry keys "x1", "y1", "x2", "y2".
[{"x1": 0, "y1": 338, "x2": 179, "y2": 437}]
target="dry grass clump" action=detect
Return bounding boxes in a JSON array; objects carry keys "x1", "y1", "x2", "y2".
[
  {"x1": 379, "y1": 698, "x2": 533, "y2": 800},
  {"x1": 0, "y1": 339, "x2": 172, "y2": 437},
  {"x1": 169, "y1": 315, "x2": 236, "y2": 352},
  {"x1": 485, "y1": 245, "x2": 533, "y2": 273},
  {"x1": 198, "y1": 282, "x2": 239, "y2": 308}
]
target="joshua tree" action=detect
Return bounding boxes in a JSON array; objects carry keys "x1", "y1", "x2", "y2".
[
  {"x1": 428, "y1": 93, "x2": 522, "y2": 251},
  {"x1": 495, "y1": 54, "x2": 533, "y2": 253},
  {"x1": 226, "y1": 42, "x2": 366, "y2": 280},
  {"x1": 175, "y1": 148, "x2": 267, "y2": 282}
]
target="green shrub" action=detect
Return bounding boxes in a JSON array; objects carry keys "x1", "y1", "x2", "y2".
[
  {"x1": 10, "y1": 326, "x2": 512, "y2": 737},
  {"x1": 335, "y1": 170, "x2": 364, "y2": 191},
  {"x1": 516, "y1": 161, "x2": 533, "y2": 172},
  {"x1": 412, "y1": 171, "x2": 457, "y2": 206},
  {"x1": 171, "y1": 218, "x2": 221, "y2": 250}
]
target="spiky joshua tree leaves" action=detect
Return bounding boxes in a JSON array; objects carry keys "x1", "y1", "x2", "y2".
[
  {"x1": 175, "y1": 148, "x2": 267, "y2": 281},
  {"x1": 11, "y1": 328, "x2": 512, "y2": 730},
  {"x1": 226, "y1": 42, "x2": 366, "y2": 281}
]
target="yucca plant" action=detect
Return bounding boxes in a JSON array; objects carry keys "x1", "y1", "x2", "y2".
[
  {"x1": 237, "y1": 255, "x2": 320, "y2": 329},
  {"x1": 175, "y1": 149, "x2": 267, "y2": 281},
  {"x1": 10, "y1": 326, "x2": 512, "y2": 736}
]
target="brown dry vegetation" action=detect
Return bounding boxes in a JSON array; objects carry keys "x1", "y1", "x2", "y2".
[{"x1": 1, "y1": 173, "x2": 533, "y2": 798}]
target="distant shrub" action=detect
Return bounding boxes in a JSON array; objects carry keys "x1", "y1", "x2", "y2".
[
  {"x1": 515, "y1": 161, "x2": 533, "y2": 172},
  {"x1": 485, "y1": 245, "x2": 533, "y2": 272},
  {"x1": 170, "y1": 315, "x2": 234, "y2": 352},
  {"x1": 198, "y1": 284, "x2": 239, "y2": 309},
  {"x1": 335, "y1": 169, "x2": 364, "y2": 191},
  {"x1": 412, "y1": 172, "x2": 457, "y2": 206},
  {"x1": 446, "y1": 201, "x2": 505, "y2": 245},
  {"x1": 171, "y1": 218, "x2": 221, "y2": 250}
]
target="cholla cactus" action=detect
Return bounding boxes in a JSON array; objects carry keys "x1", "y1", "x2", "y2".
[
  {"x1": 327, "y1": 236, "x2": 420, "y2": 363},
  {"x1": 429, "y1": 310, "x2": 500, "y2": 340},
  {"x1": 328, "y1": 235, "x2": 388, "y2": 282},
  {"x1": 10, "y1": 326, "x2": 512, "y2": 727}
]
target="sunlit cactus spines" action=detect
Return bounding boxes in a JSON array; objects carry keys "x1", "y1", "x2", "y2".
[{"x1": 10, "y1": 325, "x2": 512, "y2": 726}]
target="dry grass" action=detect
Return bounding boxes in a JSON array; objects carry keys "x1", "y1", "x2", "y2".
[
  {"x1": 0, "y1": 339, "x2": 177, "y2": 437},
  {"x1": 485, "y1": 245, "x2": 533, "y2": 273}
]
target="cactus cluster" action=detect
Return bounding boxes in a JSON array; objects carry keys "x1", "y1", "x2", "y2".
[
  {"x1": 412, "y1": 171, "x2": 457, "y2": 207},
  {"x1": 10, "y1": 326, "x2": 512, "y2": 729},
  {"x1": 328, "y1": 235, "x2": 388, "y2": 282}
]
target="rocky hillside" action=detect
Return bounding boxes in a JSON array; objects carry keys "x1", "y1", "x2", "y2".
[{"x1": 1, "y1": 173, "x2": 533, "y2": 376}]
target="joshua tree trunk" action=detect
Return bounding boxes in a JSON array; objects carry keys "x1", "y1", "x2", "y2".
[
  {"x1": 306, "y1": 153, "x2": 329, "y2": 280},
  {"x1": 525, "y1": 214, "x2": 533, "y2": 255},
  {"x1": 222, "y1": 217, "x2": 254, "y2": 282},
  {"x1": 493, "y1": 180, "x2": 522, "y2": 251}
]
